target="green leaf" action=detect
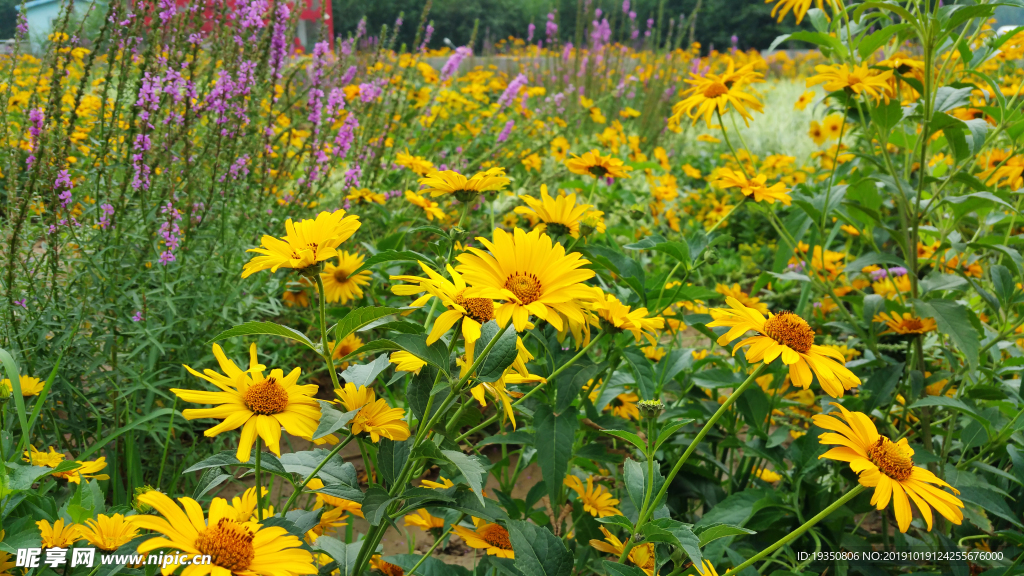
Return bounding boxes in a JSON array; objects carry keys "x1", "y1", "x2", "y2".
[
  {"x1": 446, "y1": 487, "x2": 509, "y2": 522},
  {"x1": 655, "y1": 420, "x2": 694, "y2": 452},
  {"x1": 934, "y1": 86, "x2": 974, "y2": 112},
  {"x1": 476, "y1": 321, "x2": 519, "y2": 383},
  {"x1": 913, "y1": 299, "x2": 979, "y2": 368},
  {"x1": 623, "y1": 458, "x2": 647, "y2": 511},
  {"x1": 362, "y1": 487, "x2": 398, "y2": 526},
  {"x1": 313, "y1": 401, "x2": 358, "y2": 440},
  {"x1": 770, "y1": 31, "x2": 847, "y2": 57},
  {"x1": 479, "y1": 430, "x2": 535, "y2": 446},
  {"x1": 279, "y1": 449, "x2": 360, "y2": 486},
  {"x1": 621, "y1": 348, "x2": 655, "y2": 400},
  {"x1": 350, "y1": 250, "x2": 431, "y2": 277},
  {"x1": 859, "y1": 23, "x2": 912, "y2": 58},
  {"x1": 534, "y1": 405, "x2": 578, "y2": 508},
  {"x1": 209, "y1": 321, "x2": 316, "y2": 350},
  {"x1": 369, "y1": 320, "x2": 424, "y2": 334},
  {"x1": 647, "y1": 518, "x2": 703, "y2": 567},
  {"x1": 407, "y1": 366, "x2": 441, "y2": 424},
  {"x1": 382, "y1": 555, "x2": 472, "y2": 576},
  {"x1": 192, "y1": 468, "x2": 232, "y2": 500},
  {"x1": 601, "y1": 561, "x2": 648, "y2": 576},
  {"x1": 506, "y1": 519, "x2": 575, "y2": 576},
  {"x1": 693, "y1": 523, "x2": 757, "y2": 547},
  {"x1": 868, "y1": 97, "x2": 905, "y2": 137},
  {"x1": 339, "y1": 355, "x2": 391, "y2": 387},
  {"x1": 602, "y1": 429, "x2": 647, "y2": 452},
  {"x1": 378, "y1": 439, "x2": 412, "y2": 486},
  {"x1": 908, "y1": 396, "x2": 983, "y2": 422},
  {"x1": 556, "y1": 361, "x2": 605, "y2": 414},
  {"x1": 313, "y1": 537, "x2": 362, "y2": 576},
  {"x1": 341, "y1": 335, "x2": 448, "y2": 369},
  {"x1": 843, "y1": 252, "x2": 908, "y2": 274},
  {"x1": 596, "y1": 514, "x2": 634, "y2": 531},
  {"x1": 441, "y1": 450, "x2": 488, "y2": 505},
  {"x1": 334, "y1": 307, "x2": 405, "y2": 343}
]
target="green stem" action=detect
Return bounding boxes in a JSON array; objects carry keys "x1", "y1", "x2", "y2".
[
  {"x1": 407, "y1": 514, "x2": 465, "y2": 576},
  {"x1": 630, "y1": 363, "x2": 768, "y2": 538},
  {"x1": 314, "y1": 274, "x2": 342, "y2": 390},
  {"x1": 255, "y1": 438, "x2": 264, "y2": 522},
  {"x1": 721, "y1": 484, "x2": 867, "y2": 576},
  {"x1": 156, "y1": 397, "x2": 178, "y2": 491},
  {"x1": 454, "y1": 332, "x2": 607, "y2": 443},
  {"x1": 281, "y1": 433, "x2": 355, "y2": 512}
]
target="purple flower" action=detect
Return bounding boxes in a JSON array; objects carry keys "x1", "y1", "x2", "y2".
[
  {"x1": 730, "y1": 34, "x2": 739, "y2": 52},
  {"x1": 497, "y1": 120, "x2": 514, "y2": 142},
  {"x1": 99, "y1": 203, "x2": 115, "y2": 230},
  {"x1": 889, "y1": 266, "x2": 908, "y2": 277},
  {"x1": 421, "y1": 24, "x2": 434, "y2": 51},
  {"x1": 527, "y1": 23, "x2": 535, "y2": 43},
  {"x1": 546, "y1": 11, "x2": 558, "y2": 44},
  {"x1": 359, "y1": 82, "x2": 382, "y2": 103},
  {"x1": 14, "y1": 298, "x2": 26, "y2": 309},
  {"x1": 499, "y1": 74, "x2": 528, "y2": 107},
  {"x1": 441, "y1": 46, "x2": 472, "y2": 82},
  {"x1": 787, "y1": 261, "x2": 807, "y2": 274},
  {"x1": 132, "y1": 310, "x2": 144, "y2": 322},
  {"x1": 870, "y1": 268, "x2": 889, "y2": 281},
  {"x1": 622, "y1": 0, "x2": 630, "y2": 12}
]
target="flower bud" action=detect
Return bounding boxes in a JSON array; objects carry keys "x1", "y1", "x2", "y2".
[{"x1": 637, "y1": 399, "x2": 665, "y2": 419}]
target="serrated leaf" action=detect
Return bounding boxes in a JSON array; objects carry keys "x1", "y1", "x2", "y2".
[
  {"x1": 913, "y1": 299, "x2": 979, "y2": 368},
  {"x1": 313, "y1": 537, "x2": 362, "y2": 576},
  {"x1": 476, "y1": 321, "x2": 519, "y2": 383},
  {"x1": 209, "y1": 321, "x2": 316, "y2": 349},
  {"x1": 192, "y1": 468, "x2": 231, "y2": 500},
  {"x1": 334, "y1": 307, "x2": 405, "y2": 343},
  {"x1": 361, "y1": 487, "x2": 398, "y2": 526},
  {"x1": 596, "y1": 514, "x2": 634, "y2": 531},
  {"x1": 378, "y1": 439, "x2": 412, "y2": 486},
  {"x1": 624, "y1": 458, "x2": 646, "y2": 511},
  {"x1": 339, "y1": 354, "x2": 391, "y2": 387},
  {"x1": 601, "y1": 429, "x2": 647, "y2": 452},
  {"x1": 313, "y1": 402, "x2": 358, "y2": 440},
  {"x1": 182, "y1": 450, "x2": 287, "y2": 478},
  {"x1": 506, "y1": 519, "x2": 575, "y2": 576},
  {"x1": 441, "y1": 450, "x2": 488, "y2": 504},
  {"x1": 279, "y1": 449, "x2": 359, "y2": 486},
  {"x1": 621, "y1": 348, "x2": 655, "y2": 400},
  {"x1": 693, "y1": 522, "x2": 757, "y2": 547},
  {"x1": 655, "y1": 420, "x2": 693, "y2": 451},
  {"x1": 556, "y1": 361, "x2": 605, "y2": 414},
  {"x1": 534, "y1": 405, "x2": 578, "y2": 509},
  {"x1": 647, "y1": 518, "x2": 703, "y2": 567},
  {"x1": 340, "y1": 335, "x2": 448, "y2": 369},
  {"x1": 601, "y1": 561, "x2": 647, "y2": 576}
]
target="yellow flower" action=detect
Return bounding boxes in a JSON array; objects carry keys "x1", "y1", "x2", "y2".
[
  {"x1": 370, "y1": 556, "x2": 406, "y2": 576},
  {"x1": 815, "y1": 403, "x2": 964, "y2": 532},
  {"x1": 715, "y1": 283, "x2": 769, "y2": 315},
  {"x1": 129, "y1": 491, "x2": 316, "y2": 575},
  {"x1": 335, "y1": 383, "x2": 411, "y2": 442},
  {"x1": 590, "y1": 527, "x2": 655, "y2": 575},
  {"x1": 586, "y1": 290, "x2": 664, "y2": 345},
  {"x1": 682, "y1": 164, "x2": 703, "y2": 179},
  {"x1": 320, "y1": 251, "x2": 371, "y2": 304},
  {"x1": 175, "y1": 343, "x2": 324, "y2": 462},
  {"x1": 841, "y1": 224, "x2": 861, "y2": 236},
  {"x1": 51, "y1": 457, "x2": 109, "y2": 484},
  {"x1": 421, "y1": 476, "x2": 455, "y2": 489},
  {"x1": 808, "y1": 120, "x2": 827, "y2": 146},
  {"x1": 713, "y1": 168, "x2": 791, "y2": 205},
  {"x1": 753, "y1": 467, "x2": 782, "y2": 483},
  {"x1": 23, "y1": 446, "x2": 66, "y2": 467},
  {"x1": 672, "y1": 57, "x2": 764, "y2": 127},
  {"x1": 564, "y1": 475, "x2": 622, "y2": 517},
  {"x1": 807, "y1": 63, "x2": 893, "y2": 103},
  {"x1": 551, "y1": 136, "x2": 570, "y2": 161},
  {"x1": 589, "y1": 107, "x2": 607, "y2": 123},
  {"x1": 521, "y1": 153, "x2": 542, "y2": 172},
  {"x1": 697, "y1": 134, "x2": 721, "y2": 143},
  {"x1": 282, "y1": 288, "x2": 310, "y2": 308},
  {"x1": 228, "y1": 486, "x2": 268, "y2": 521},
  {"x1": 643, "y1": 345, "x2": 666, "y2": 362},
  {"x1": 620, "y1": 107, "x2": 641, "y2": 118},
  {"x1": 329, "y1": 333, "x2": 364, "y2": 369},
  {"x1": 404, "y1": 190, "x2": 447, "y2": 221},
  {"x1": 565, "y1": 149, "x2": 633, "y2": 180},
  {"x1": 346, "y1": 187, "x2": 386, "y2": 205},
  {"x1": 305, "y1": 505, "x2": 347, "y2": 543},
  {"x1": 708, "y1": 297, "x2": 860, "y2": 397},
  {"x1": 390, "y1": 351, "x2": 426, "y2": 374},
  {"x1": 822, "y1": 113, "x2": 845, "y2": 140},
  {"x1": 794, "y1": 90, "x2": 815, "y2": 110},
  {"x1": 242, "y1": 210, "x2": 361, "y2": 278},
  {"x1": 395, "y1": 150, "x2": 435, "y2": 176},
  {"x1": 513, "y1": 185, "x2": 593, "y2": 238},
  {"x1": 404, "y1": 509, "x2": 445, "y2": 531},
  {"x1": 873, "y1": 312, "x2": 938, "y2": 335},
  {"x1": 391, "y1": 262, "x2": 495, "y2": 345},
  {"x1": 605, "y1": 391, "x2": 640, "y2": 420},
  {"x1": 0, "y1": 375, "x2": 44, "y2": 396},
  {"x1": 38, "y1": 518, "x2": 82, "y2": 548},
  {"x1": 452, "y1": 518, "x2": 515, "y2": 558},
  {"x1": 766, "y1": 0, "x2": 827, "y2": 23},
  {"x1": 79, "y1": 514, "x2": 139, "y2": 551},
  {"x1": 696, "y1": 560, "x2": 720, "y2": 576},
  {"x1": 418, "y1": 167, "x2": 510, "y2": 200}
]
